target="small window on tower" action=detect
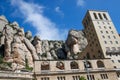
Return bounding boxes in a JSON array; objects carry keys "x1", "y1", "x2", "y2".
[
  {"x1": 103, "y1": 13, "x2": 108, "y2": 20},
  {"x1": 115, "y1": 41, "x2": 119, "y2": 44},
  {"x1": 98, "y1": 13, "x2": 103, "y2": 20},
  {"x1": 93, "y1": 13, "x2": 98, "y2": 19}
]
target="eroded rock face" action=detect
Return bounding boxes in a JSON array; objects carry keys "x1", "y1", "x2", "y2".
[
  {"x1": 65, "y1": 30, "x2": 88, "y2": 59},
  {"x1": 0, "y1": 15, "x2": 88, "y2": 71}
]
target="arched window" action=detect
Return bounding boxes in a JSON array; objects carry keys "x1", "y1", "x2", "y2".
[
  {"x1": 84, "y1": 61, "x2": 92, "y2": 68},
  {"x1": 93, "y1": 13, "x2": 98, "y2": 19},
  {"x1": 70, "y1": 61, "x2": 79, "y2": 69},
  {"x1": 103, "y1": 13, "x2": 108, "y2": 20},
  {"x1": 98, "y1": 13, "x2": 103, "y2": 20},
  {"x1": 56, "y1": 61, "x2": 64, "y2": 70},
  {"x1": 97, "y1": 60, "x2": 105, "y2": 68},
  {"x1": 41, "y1": 61, "x2": 50, "y2": 70}
]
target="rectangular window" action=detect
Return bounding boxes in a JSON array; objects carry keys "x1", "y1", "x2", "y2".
[
  {"x1": 57, "y1": 76, "x2": 65, "y2": 80},
  {"x1": 87, "y1": 75, "x2": 95, "y2": 80},
  {"x1": 41, "y1": 77, "x2": 49, "y2": 80},
  {"x1": 109, "y1": 26, "x2": 111, "y2": 29},
  {"x1": 108, "y1": 36, "x2": 110, "y2": 39},
  {"x1": 110, "y1": 41, "x2": 113, "y2": 44},
  {"x1": 103, "y1": 13, "x2": 108, "y2": 20},
  {"x1": 111, "y1": 31, "x2": 114, "y2": 34},
  {"x1": 100, "y1": 31, "x2": 103, "y2": 33},
  {"x1": 104, "y1": 41, "x2": 107, "y2": 44},
  {"x1": 72, "y1": 76, "x2": 80, "y2": 80},
  {"x1": 106, "y1": 47, "x2": 110, "y2": 51},
  {"x1": 115, "y1": 41, "x2": 119, "y2": 44},
  {"x1": 99, "y1": 26, "x2": 101, "y2": 29},
  {"x1": 118, "y1": 47, "x2": 120, "y2": 50},
  {"x1": 104, "y1": 26, "x2": 106, "y2": 29},
  {"x1": 106, "y1": 31, "x2": 108, "y2": 34},
  {"x1": 102, "y1": 35, "x2": 105, "y2": 38},
  {"x1": 112, "y1": 47, "x2": 116, "y2": 51},
  {"x1": 100, "y1": 74, "x2": 108, "y2": 79},
  {"x1": 113, "y1": 36, "x2": 116, "y2": 39}
]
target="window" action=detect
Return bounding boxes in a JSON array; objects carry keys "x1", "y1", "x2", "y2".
[
  {"x1": 103, "y1": 13, "x2": 108, "y2": 20},
  {"x1": 72, "y1": 76, "x2": 80, "y2": 80},
  {"x1": 98, "y1": 13, "x2": 103, "y2": 19},
  {"x1": 100, "y1": 74, "x2": 108, "y2": 79},
  {"x1": 115, "y1": 41, "x2": 119, "y2": 44},
  {"x1": 102, "y1": 35, "x2": 105, "y2": 38},
  {"x1": 56, "y1": 61, "x2": 64, "y2": 70},
  {"x1": 106, "y1": 31, "x2": 108, "y2": 34},
  {"x1": 93, "y1": 13, "x2": 98, "y2": 19},
  {"x1": 98, "y1": 26, "x2": 101, "y2": 29},
  {"x1": 41, "y1": 77, "x2": 49, "y2": 80},
  {"x1": 118, "y1": 47, "x2": 120, "y2": 50},
  {"x1": 117, "y1": 72, "x2": 120, "y2": 78},
  {"x1": 111, "y1": 31, "x2": 114, "y2": 34},
  {"x1": 113, "y1": 36, "x2": 116, "y2": 39},
  {"x1": 84, "y1": 61, "x2": 92, "y2": 68},
  {"x1": 109, "y1": 26, "x2": 111, "y2": 29},
  {"x1": 108, "y1": 36, "x2": 110, "y2": 39},
  {"x1": 97, "y1": 21, "x2": 99, "y2": 24},
  {"x1": 41, "y1": 61, "x2": 50, "y2": 70},
  {"x1": 110, "y1": 41, "x2": 113, "y2": 44},
  {"x1": 118, "y1": 60, "x2": 120, "y2": 63},
  {"x1": 112, "y1": 60, "x2": 114, "y2": 63},
  {"x1": 104, "y1": 26, "x2": 106, "y2": 29},
  {"x1": 104, "y1": 41, "x2": 107, "y2": 44},
  {"x1": 100, "y1": 31, "x2": 103, "y2": 33},
  {"x1": 57, "y1": 76, "x2": 65, "y2": 80},
  {"x1": 112, "y1": 47, "x2": 116, "y2": 51},
  {"x1": 87, "y1": 75, "x2": 95, "y2": 80},
  {"x1": 114, "y1": 66, "x2": 117, "y2": 68},
  {"x1": 97, "y1": 61, "x2": 105, "y2": 68},
  {"x1": 70, "y1": 61, "x2": 79, "y2": 69},
  {"x1": 103, "y1": 22, "x2": 105, "y2": 24},
  {"x1": 106, "y1": 47, "x2": 110, "y2": 51}
]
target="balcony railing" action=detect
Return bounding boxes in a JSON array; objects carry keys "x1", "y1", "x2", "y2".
[
  {"x1": 106, "y1": 50, "x2": 120, "y2": 54},
  {"x1": 36, "y1": 68, "x2": 114, "y2": 74},
  {"x1": 0, "y1": 71, "x2": 33, "y2": 79}
]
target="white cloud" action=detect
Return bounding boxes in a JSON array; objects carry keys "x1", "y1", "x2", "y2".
[
  {"x1": 55, "y1": 6, "x2": 64, "y2": 17},
  {"x1": 77, "y1": 0, "x2": 85, "y2": 7},
  {"x1": 10, "y1": 0, "x2": 67, "y2": 40}
]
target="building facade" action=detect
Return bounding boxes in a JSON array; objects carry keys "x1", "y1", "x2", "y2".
[
  {"x1": 34, "y1": 10, "x2": 120, "y2": 80},
  {"x1": 34, "y1": 59, "x2": 117, "y2": 80},
  {"x1": 81, "y1": 10, "x2": 120, "y2": 69}
]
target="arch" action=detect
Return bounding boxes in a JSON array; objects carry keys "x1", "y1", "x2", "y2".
[
  {"x1": 41, "y1": 61, "x2": 50, "y2": 70},
  {"x1": 103, "y1": 13, "x2": 108, "y2": 20},
  {"x1": 97, "y1": 60, "x2": 105, "y2": 68},
  {"x1": 98, "y1": 13, "x2": 103, "y2": 20},
  {"x1": 70, "y1": 61, "x2": 79, "y2": 69},
  {"x1": 93, "y1": 13, "x2": 98, "y2": 19},
  {"x1": 56, "y1": 61, "x2": 64, "y2": 70},
  {"x1": 84, "y1": 61, "x2": 92, "y2": 68}
]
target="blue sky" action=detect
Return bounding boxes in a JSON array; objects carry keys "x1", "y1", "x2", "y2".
[{"x1": 0, "y1": 0, "x2": 120, "y2": 40}]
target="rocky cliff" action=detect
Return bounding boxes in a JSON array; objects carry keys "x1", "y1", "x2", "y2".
[{"x1": 0, "y1": 15, "x2": 88, "y2": 71}]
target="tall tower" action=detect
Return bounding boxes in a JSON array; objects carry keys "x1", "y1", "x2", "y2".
[{"x1": 82, "y1": 10, "x2": 120, "y2": 68}]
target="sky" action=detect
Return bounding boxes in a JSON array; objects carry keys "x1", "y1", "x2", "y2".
[{"x1": 0, "y1": 0, "x2": 120, "y2": 40}]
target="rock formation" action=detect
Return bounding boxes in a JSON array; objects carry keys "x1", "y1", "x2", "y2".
[
  {"x1": 0, "y1": 15, "x2": 88, "y2": 71},
  {"x1": 65, "y1": 30, "x2": 88, "y2": 59}
]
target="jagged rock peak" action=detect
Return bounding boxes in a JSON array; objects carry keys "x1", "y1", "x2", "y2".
[{"x1": 0, "y1": 15, "x2": 8, "y2": 22}]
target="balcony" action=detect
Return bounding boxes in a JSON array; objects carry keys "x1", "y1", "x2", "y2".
[
  {"x1": 0, "y1": 71, "x2": 33, "y2": 79},
  {"x1": 106, "y1": 50, "x2": 120, "y2": 54}
]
